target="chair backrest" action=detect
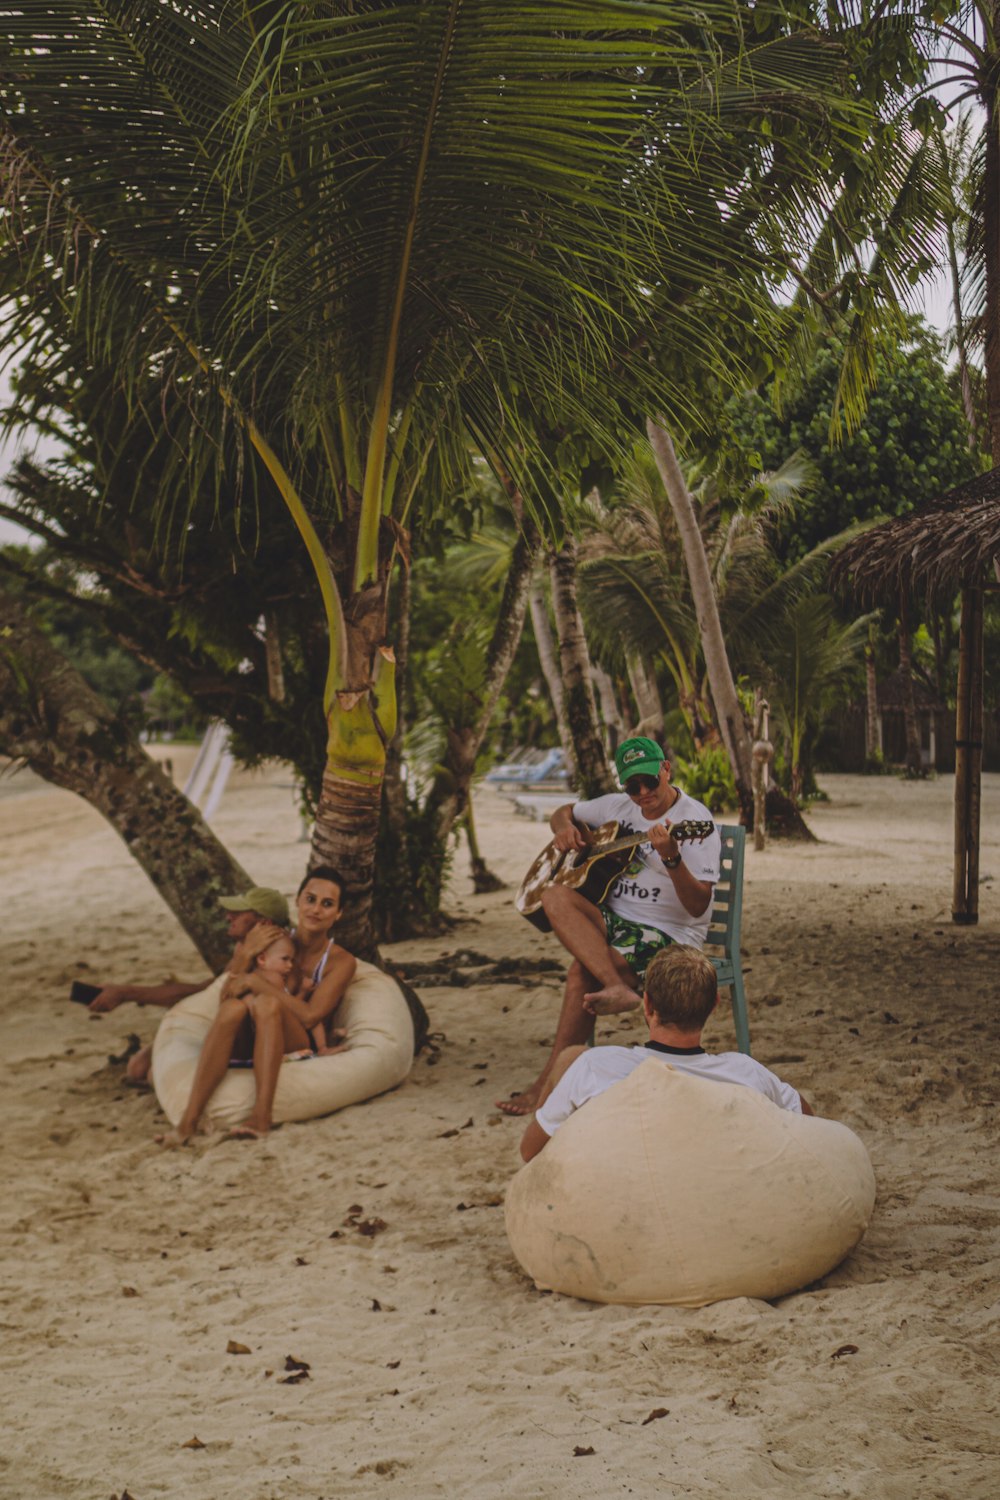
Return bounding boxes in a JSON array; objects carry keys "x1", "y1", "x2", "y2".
[{"x1": 706, "y1": 823, "x2": 745, "y2": 961}]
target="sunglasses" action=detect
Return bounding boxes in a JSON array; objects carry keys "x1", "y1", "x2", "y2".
[{"x1": 624, "y1": 773, "x2": 660, "y2": 795}]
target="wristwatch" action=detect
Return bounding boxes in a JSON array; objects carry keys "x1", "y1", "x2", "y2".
[{"x1": 663, "y1": 851, "x2": 682, "y2": 869}]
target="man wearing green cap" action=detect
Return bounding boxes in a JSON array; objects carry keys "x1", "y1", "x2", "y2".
[
  {"x1": 87, "y1": 885, "x2": 290, "y2": 1081},
  {"x1": 498, "y1": 737, "x2": 720, "y2": 1116}
]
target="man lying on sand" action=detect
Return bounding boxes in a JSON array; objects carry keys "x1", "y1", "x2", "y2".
[
  {"x1": 519, "y1": 946, "x2": 813, "y2": 1163},
  {"x1": 499, "y1": 736, "x2": 720, "y2": 1117},
  {"x1": 88, "y1": 885, "x2": 290, "y2": 1083}
]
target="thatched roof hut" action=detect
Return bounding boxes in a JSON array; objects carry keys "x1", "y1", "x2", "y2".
[
  {"x1": 831, "y1": 468, "x2": 999, "y2": 926},
  {"x1": 829, "y1": 467, "x2": 1000, "y2": 604}
]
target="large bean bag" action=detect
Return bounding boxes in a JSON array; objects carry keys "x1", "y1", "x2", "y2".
[
  {"x1": 505, "y1": 1059, "x2": 876, "y2": 1306},
  {"x1": 151, "y1": 959, "x2": 414, "y2": 1130}
]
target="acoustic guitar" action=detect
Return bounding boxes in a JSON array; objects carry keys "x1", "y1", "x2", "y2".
[{"x1": 516, "y1": 818, "x2": 715, "y2": 932}]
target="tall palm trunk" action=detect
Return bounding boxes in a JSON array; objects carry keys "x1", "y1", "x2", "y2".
[
  {"x1": 549, "y1": 540, "x2": 609, "y2": 798},
  {"x1": 591, "y1": 663, "x2": 624, "y2": 750},
  {"x1": 897, "y1": 603, "x2": 924, "y2": 778},
  {"x1": 627, "y1": 652, "x2": 665, "y2": 738},
  {"x1": 0, "y1": 591, "x2": 251, "y2": 969},
  {"x1": 647, "y1": 419, "x2": 754, "y2": 798},
  {"x1": 647, "y1": 417, "x2": 811, "y2": 837},
  {"x1": 529, "y1": 575, "x2": 574, "y2": 765},
  {"x1": 425, "y1": 524, "x2": 540, "y2": 846},
  {"x1": 864, "y1": 636, "x2": 881, "y2": 761},
  {"x1": 309, "y1": 582, "x2": 397, "y2": 958}
]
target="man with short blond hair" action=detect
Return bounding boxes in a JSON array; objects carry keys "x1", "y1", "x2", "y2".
[{"x1": 520, "y1": 946, "x2": 813, "y2": 1162}]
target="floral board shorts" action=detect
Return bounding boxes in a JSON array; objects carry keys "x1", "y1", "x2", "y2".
[{"x1": 602, "y1": 908, "x2": 673, "y2": 981}]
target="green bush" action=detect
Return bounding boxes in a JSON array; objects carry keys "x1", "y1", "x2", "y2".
[{"x1": 671, "y1": 747, "x2": 737, "y2": 814}]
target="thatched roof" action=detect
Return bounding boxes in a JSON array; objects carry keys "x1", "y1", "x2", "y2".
[{"x1": 830, "y1": 466, "x2": 1000, "y2": 607}]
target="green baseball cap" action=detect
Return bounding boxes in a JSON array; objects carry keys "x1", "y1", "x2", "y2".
[
  {"x1": 218, "y1": 886, "x2": 290, "y2": 926},
  {"x1": 615, "y1": 736, "x2": 666, "y2": 783}
]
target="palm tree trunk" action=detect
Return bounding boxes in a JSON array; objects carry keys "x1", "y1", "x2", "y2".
[
  {"x1": 309, "y1": 575, "x2": 396, "y2": 957},
  {"x1": 0, "y1": 590, "x2": 251, "y2": 970},
  {"x1": 897, "y1": 605, "x2": 924, "y2": 778},
  {"x1": 426, "y1": 523, "x2": 540, "y2": 850},
  {"x1": 591, "y1": 662, "x2": 624, "y2": 750},
  {"x1": 647, "y1": 417, "x2": 812, "y2": 838},
  {"x1": 627, "y1": 652, "x2": 664, "y2": 738},
  {"x1": 865, "y1": 640, "x2": 881, "y2": 761},
  {"x1": 647, "y1": 419, "x2": 754, "y2": 795},
  {"x1": 549, "y1": 540, "x2": 609, "y2": 797},
  {"x1": 529, "y1": 575, "x2": 574, "y2": 764}
]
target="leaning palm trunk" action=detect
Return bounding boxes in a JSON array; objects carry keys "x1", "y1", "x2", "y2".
[
  {"x1": 647, "y1": 419, "x2": 754, "y2": 796},
  {"x1": 627, "y1": 652, "x2": 665, "y2": 738},
  {"x1": 549, "y1": 541, "x2": 609, "y2": 798},
  {"x1": 0, "y1": 591, "x2": 251, "y2": 969},
  {"x1": 529, "y1": 577, "x2": 577, "y2": 774},
  {"x1": 425, "y1": 525, "x2": 540, "y2": 849},
  {"x1": 647, "y1": 418, "x2": 812, "y2": 837}
]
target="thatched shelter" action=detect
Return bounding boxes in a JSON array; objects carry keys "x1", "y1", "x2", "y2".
[
  {"x1": 829, "y1": 466, "x2": 1000, "y2": 607},
  {"x1": 831, "y1": 469, "x2": 1000, "y2": 925}
]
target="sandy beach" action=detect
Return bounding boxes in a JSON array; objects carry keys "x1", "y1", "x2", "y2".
[{"x1": 2, "y1": 757, "x2": 998, "y2": 1499}]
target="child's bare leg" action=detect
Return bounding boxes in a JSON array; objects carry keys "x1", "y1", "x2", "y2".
[{"x1": 156, "y1": 997, "x2": 250, "y2": 1146}]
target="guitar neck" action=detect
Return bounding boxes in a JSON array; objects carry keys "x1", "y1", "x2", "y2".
[{"x1": 584, "y1": 820, "x2": 711, "y2": 860}]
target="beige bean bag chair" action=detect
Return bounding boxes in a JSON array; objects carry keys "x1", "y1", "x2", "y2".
[
  {"x1": 151, "y1": 959, "x2": 414, "y2": 1130},
  {"x1": 505, "y1": 1060, "x2": 875, "y2": 1307}
]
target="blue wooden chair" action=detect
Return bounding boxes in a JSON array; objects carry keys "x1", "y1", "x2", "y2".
[{"x1": 707, "y1": 824, "x2": 751, "y2": 1055}]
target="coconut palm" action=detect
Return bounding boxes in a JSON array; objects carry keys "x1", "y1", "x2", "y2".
[{"x1": 0, "y1": 1, "x2": 866, "y2": 944}]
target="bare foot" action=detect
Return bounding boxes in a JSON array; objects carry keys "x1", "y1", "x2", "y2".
[
  {"x1": 155, "y1": 1126, "x2": 194, "y2": 1148},
  {"x1": 583, "y1": 985, "x2": 641, "y2": 1016},
  {"x1": 126, "y1": 1044, "x2": 152, "y2": 1085},
  {"x1": 226, "y1": 1117, "x2": 272, "y2": 1141},
  {"x1": 495, "y1": 1087, "x2": 541, "y2": 1117}
]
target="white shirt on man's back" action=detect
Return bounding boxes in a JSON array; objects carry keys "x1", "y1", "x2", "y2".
[{"x1": 535, "y1": 1042, "x2": 802, "y2": 1138}]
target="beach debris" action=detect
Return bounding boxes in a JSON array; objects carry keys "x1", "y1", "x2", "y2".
[
  {"x1": 387, "y1": 1360, "x2": 400, "y2": 1369},
  {"x1": 280, "y1": 1355, "x2": 311, "y2": 1384},
  {"x1": 226, "y1": 1340, "x2": 252, "y2": 1355},
  {"x1": 121, "y1": 1286, "x2": 139, "y2": 1298},
  {"x1": 642, "y1": 1408, "x2": 670, "y2": 1425},
  {"x1": 573, "y1": 1446, "x2": 596, "y2": 1457},
  {"x1": 456, "y1": 1196, "x2": 503, "y2": 1211},
  {"x1": 108, "y1": 1035, "x2": 142, "y2": 1065},
  {"x1": 883, "y1": 1011, "x2": 900, "y2": 1024},
  {"x1": 371, "y1": 1298, "x2": 382, "y2": 1311},
  {"x1": 358, "y1": 1217, "x2": 388, "y2": 1237},
  {"x1": 831, "y1": 1344, "x2": 859, "y2": 1359},
  {"x1": 437, "y1": 1117, "x2": 474, "y2": 1138},
  {"x1": 180, "y1": 1437, "x2": 206, "y2": 1450},
  {"x1": 295, "y1": 1256, "x2": 309, "y2": 1265}
]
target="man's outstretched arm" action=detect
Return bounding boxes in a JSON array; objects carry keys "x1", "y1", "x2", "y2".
[{"x1": 89, "y1": 979, "x2": 207, "y2": 1013}]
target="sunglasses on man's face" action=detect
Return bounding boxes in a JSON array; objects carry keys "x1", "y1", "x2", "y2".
[{"x1": 624, "y1": 773, "x2": 660, "y2": 795}]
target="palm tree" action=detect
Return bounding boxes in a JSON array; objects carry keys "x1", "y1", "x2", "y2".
[{"x1": 0, "y1": 2, "x2": 863, "y2": 944}]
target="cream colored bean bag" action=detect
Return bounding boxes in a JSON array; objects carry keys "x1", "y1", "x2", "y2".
[
  {"x1": 151, "y1": 959, "x2": 414, "y2": 1130},
  {"x1": 505, "y1": 1060, "x2": 875, "y2": 1307}
]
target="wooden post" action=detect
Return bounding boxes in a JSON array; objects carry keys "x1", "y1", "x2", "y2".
[{"x1": 952, "y1": 586, "x2": 984, "y2": 924}]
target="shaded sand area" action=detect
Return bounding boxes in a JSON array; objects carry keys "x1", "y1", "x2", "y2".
[{"x1": 2, "y1": 758, "x2": 998, "y2": 1499}]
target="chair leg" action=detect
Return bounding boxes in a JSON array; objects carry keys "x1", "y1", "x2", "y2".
[{"x1": 729, "y1": 971, "x2": 752, "y2": 1057}]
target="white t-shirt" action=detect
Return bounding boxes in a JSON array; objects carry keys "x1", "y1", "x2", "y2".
[
  {"x1": 536, "y1": 1043, "x2": 802, "y2": 1138},
  {"x1": 572, "y1": 788, "x2": 721, "y2": 945}
]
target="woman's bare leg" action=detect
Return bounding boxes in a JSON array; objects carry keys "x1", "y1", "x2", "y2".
[
  {"x1": 228, "y1": 994, "x2": 311, "y2": 1139},
  {"x1": 156, "y1": 997, "x2": 250, "y2": 1147}
]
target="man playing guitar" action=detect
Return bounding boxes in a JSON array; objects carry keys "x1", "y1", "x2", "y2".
[{"x1": 497, "y1": 736, "x2": 720, "y2": 1117}]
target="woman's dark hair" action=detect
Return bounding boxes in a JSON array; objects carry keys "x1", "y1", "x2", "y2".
[{"x1": 297, "y1": 865, "x2": 346, "y2": 899}]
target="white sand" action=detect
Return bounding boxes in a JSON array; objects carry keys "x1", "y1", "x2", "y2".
[{"x1": 2, "y1": 759, "x2": 998, "y2": 1498}]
